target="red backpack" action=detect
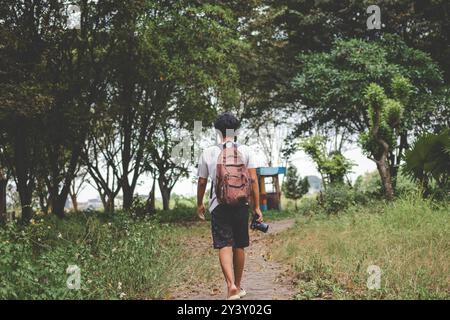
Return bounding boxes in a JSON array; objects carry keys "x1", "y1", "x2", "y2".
[{"x1": 215, "y1": 143, "x2": 252, "y2": 206}]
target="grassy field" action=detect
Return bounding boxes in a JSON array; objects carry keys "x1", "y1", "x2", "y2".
[
  {"x1": 0, "y1": 209, "x2": 214, "y2": 299},
  {"x1": 1, "y1": 196, "x2": 448, "y2": 299},
  {"x1": 273, "y1": 197, "x2": 450, "y2": 299}
]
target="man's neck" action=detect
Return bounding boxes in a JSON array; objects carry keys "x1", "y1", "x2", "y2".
[{"x1": 221, "y1": 137, "x2": 234, "y2": 144}]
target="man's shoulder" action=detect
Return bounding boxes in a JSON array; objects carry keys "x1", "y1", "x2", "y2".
[
  {"x1": 200, "y1": 145, "x2": 221, "y2": 158},
  {"x1": 203, "y1": 145, "x2": 221, "y2": 152},
  {"x1": 237, "y1": 144, "x2": 254, "y2": 154}
]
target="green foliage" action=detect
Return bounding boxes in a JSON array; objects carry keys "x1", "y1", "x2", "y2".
[
  {"x1": 404, "y1": 129, "x2": 450, "y2": 198},
  {"x1": 0, "y1": 211, "x2": 197, "y2": 299},
  {"x1": 275, "y1": 195, "x2": 450, "y2": 299},
  {"x1": 354, "y1": 171, "x2": 384, "y2": 198},
  {"x1": 383, "y1": 99, "x2": 403, "y2": 129},
  {"x1": 292, "y1": 35, "x2": 443, "y2": 136},
  {"x1": 282, "y1": 166, "x2": 310, "y2": 206},
  {"x1": 361, "y1": 77, "x2": 410, "y2": 160},
  {"x1": 365, "y1": 83, "x2": 387, "y2": 112},
  {"x1": 299, "y1": 135, "x2": 354, "y2": 187},
  {"x1": 296, "y1": 197, "x2": 321, "y2": 216},
  {"x1": 320, "y1": 184, "x2": 355, "y2": 214},
  {"x1": 395, "y1": 172, "x2": 419, "y2": 197},
  {"x1": 354, "y1": 170, "x2": 416, "y2": 199},
  {"x1": 391, "y1": 75, "x2": 414, "y2": 106}
]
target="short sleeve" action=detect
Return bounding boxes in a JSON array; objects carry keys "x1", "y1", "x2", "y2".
[
  {"x1": 246, "y1": 147, "x2": 258, "y2": 169},
  {"x1": 197, "y1": 151, "x2": 209, "y2": 178}
]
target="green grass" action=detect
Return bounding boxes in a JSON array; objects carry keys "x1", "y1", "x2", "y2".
[
  {"x1": 2, "y1": 195, "x2": 448, "y2": 300},
  {"x1": 0, "y1": 210, "x2": 212, "y2": 299},
  {"x1": 273, "y1": 196, "x2": 450, "y2": 299}
]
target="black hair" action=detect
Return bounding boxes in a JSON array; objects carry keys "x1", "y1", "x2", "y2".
[{"x1": 214, "y1": 112, "x2": 240, "y2": 139}]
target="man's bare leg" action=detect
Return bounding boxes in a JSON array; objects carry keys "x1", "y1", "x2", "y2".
[
  {"x1": 219, "y1": 247, "x2": 239, "y2": 298},
  {"x1": 233, "y1": 248, "x2": 245, "y2": 290}
]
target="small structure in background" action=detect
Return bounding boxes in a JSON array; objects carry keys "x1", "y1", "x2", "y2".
[{"x1": 256, "y1": 167, "x2": 286, "y2": 211}]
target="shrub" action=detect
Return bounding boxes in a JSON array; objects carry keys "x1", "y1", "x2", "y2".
[
  {"x1": 297, "y1": 197, "x2": 322, "y2": 216},
  {"x1": 395, "y1": 172, "x2": 418, "y2": 196},
  {"x1": 0, "y1": 211, "x2": 194, "y2": 299},
  {"x1": 321, "y1": 184, "x2": 355, "y2": 214},
  {"x1": 354, "y1": 171, "x2": 383, "y2": 197}
]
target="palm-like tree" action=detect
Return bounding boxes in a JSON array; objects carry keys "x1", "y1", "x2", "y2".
[{"x1": 404, "y1": 130, "x2": 450, "y2": 197}]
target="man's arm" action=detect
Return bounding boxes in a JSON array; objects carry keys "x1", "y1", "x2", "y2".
[
  {"x1": 248, "y1": 168, "x2": 263, "y2": 222},
  {"x1": 197, "y1": 177, "x2": 208, "y2": 221}
]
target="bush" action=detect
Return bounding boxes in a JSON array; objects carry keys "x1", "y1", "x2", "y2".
[
  {"x1": 297, "y1": 197, "x2": 322, "y2": 216},
  {"x1": 0, "y1": 211, "x2": 194, "y2": 299},
  {"x1": 156, "y1": 207, "x2": 197, "y2": 223},
  {"x1": 395, "y1": 172, "x2": 418, "y2": 196},
  {"x1": 321, "y1": 184, "x2": 355, "y2": 214},
  {"x1": 354, "y1": 171, "x2": 383, "y2": 197}
]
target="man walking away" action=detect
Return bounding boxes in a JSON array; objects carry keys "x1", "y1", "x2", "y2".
[{"x1": 197, "y1": 112, "x2": 263, "y2": 300}]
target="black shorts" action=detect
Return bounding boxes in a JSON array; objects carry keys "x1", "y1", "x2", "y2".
[{"x1": 211, "y1": 204, "x2": 250, "y2": 249}]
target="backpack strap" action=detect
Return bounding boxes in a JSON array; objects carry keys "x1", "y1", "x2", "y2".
[
  {"x1": 210, "y1": 180, "x2": 214, "y2": 199},
  {"x1": 212, "y1": 142, "x2": 240, "y2": 198},
  {"x1": 218, "y1": 142, "x2": 240, "y2": 165}
]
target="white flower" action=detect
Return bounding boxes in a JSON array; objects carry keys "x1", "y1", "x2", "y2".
[
  {"x1": 47, "y1": 226, "x2": 51, "y2": 229},
  {"x1": 57, "y1": 233, "x2": 63, "y2": 239},
  {"x1": 119, "y1": 292, "x2": 126, "y2": 299},
  {"x1": 117, "y1": 282, "x2": 122, "y2": 290}
]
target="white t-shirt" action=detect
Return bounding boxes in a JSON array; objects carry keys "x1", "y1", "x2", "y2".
[{"x1": 197, "y1": 142, "x2": 258, "y2": 212}]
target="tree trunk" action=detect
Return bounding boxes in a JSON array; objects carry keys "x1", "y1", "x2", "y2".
[
  {"x1": 375, "y1": 159, "x2": 394, "y2": 201},
  {"x1": 14, "y1": 124, "x2": 34, "y2": 223},
  {"x1": 158, "y1": 177, "x2": 171, "y2": 211},
  {"x1": 161, "y1": 188, "x2": 171, "y2": 211},
  {"x1": 145, "y1": 179, "x2": 156, "y2": 215},
  {"x1": 52, "y1": 194, "x2": 68, "y2": 219},
  {"x1": 0, "y1": 172, "x2": 7, "y2": 223},
  {"x1": 122, "y1": 184, "x2": 133, "y2": 211},
  {"x1": 389, "y1": 150, "x2": 398, "y2": 191},
  {"x1": 104, "y1": 194, "x2": 115, "y2": 213},
  {"x1": 106, "y1": 197, "x2": 115, "y2": 213},
  {"x1": 70, "y1": 192, "x2": 79, "y2": 212},
  {"x1": 421, "y1": 175, "x2": 430, "y2": 198},
  {"x1": 370, "y1": 98, "x2": 395, "y2": 201},
  {"x1": 17, "y1": 183, "x2": 33, "y2": 223}
]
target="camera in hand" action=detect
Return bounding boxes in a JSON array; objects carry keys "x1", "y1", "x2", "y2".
[{"x1": 251, "y1": 215, "x2": 269, "y2": 233}]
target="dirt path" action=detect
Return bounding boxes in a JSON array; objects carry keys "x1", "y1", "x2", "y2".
[{"x1": 172, "y1": 219, "x2": 297, "y2": 300}]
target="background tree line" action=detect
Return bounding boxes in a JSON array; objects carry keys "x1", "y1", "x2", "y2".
[
  {"x1": 1, "y1": 0, "x2": 449, "y2": 223},
  {"x1": 0, "y1": 0, "x2": 258, "y2": 222}
]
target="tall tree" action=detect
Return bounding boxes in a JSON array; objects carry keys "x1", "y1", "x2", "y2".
[
  {"x1": 360, "y1": 77, "x2": 412, "y2": 200},
  {"x1": 0, "y1": 0, "x2": 109, "y2": 220},
  {"x1": 291, "y1": 36, "x2": 443, "y2": 197},
  {"x1": 269, "y1": 0, "x2": 450, "y2": 81},
  {"x1": 282, "y1": 165, "x2": 310, "y2": 210},
  {"x1": 299, "y1": 135, "x2": 354, "y2": 188}
]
